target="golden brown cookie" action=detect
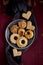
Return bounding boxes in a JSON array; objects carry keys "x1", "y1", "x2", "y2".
[
  {"x1": 10, "y1": 25, "x2": 19, "y2": 33},
  {"x1": 13, "y1": 49, "x2": 22, "y2": 57},
  {"x1": 26, "y1": 21, "x2": 32, "y2": 28},
  {"x1": 18, "y1": 20, "x2": 26, "y2": 28},
  {"x1": 10, "y1": 34, "x2": 20, "y2": 44},
  {"x1": 17, "y1": 37, "x2": 28, "y2": 48},
  {"x1": 22, "y1": 11, "x2": 32, "y2": 20},
  {"x1": 25, "y1": 30, "x2": 33, "y2": 39},
  {"x1": 18, "y1": 29, "x2": 25, "y2": 36},
  {"x1": 26, "y1": 21, "x2": 35, "y2": 30},
  {"x1": 29, "y1": 26, "x2": 35, "y2": 30}
]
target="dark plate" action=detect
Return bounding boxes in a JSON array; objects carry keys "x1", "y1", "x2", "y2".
[{"x1": 5, "y1": 2, "x2": 37, "y2": 52}]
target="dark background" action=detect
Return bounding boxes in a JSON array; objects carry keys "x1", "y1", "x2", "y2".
[{"x1": 0, "y1": 0, "x2": 43, "y2": 65}]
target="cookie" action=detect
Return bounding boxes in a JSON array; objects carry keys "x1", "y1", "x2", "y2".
[
  {"x1": 18, "y1": 20, "x2": 26, "y2": 28},
  {"x1": 25, "y1": 30, "x2": 34, "y2": 39},
  {"x1": 18, "y1": 29, "x2": 25, "y2": 36},
  {"x1": 13, "y1": 49, "x2": 22, "y2": 57},
  {"x1": 26, "y1": 21, "x2": 35, "y2": 30},
  {"x1": 10, "y1": 34, "x2": 20, "y2": 44},
  {"x1": 22, "y1": 11, "x2": 32, "y2": 20},
  {"x1": 29, "y1": 26, "x2": 35, "y2": 30},
  {"x1": 10, "y1": 25, "x2": 19, "y2": 33},
  {"x1": 26, "y1": 21, "x2": 32, "y2": 27},
  {"x1": 17, "y1": 37, "x2": 28, "y2": 48}
]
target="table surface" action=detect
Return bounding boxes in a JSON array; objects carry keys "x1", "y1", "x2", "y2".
[{"x1": 0, "y1": 1, "x2": 43, "y2": 65}]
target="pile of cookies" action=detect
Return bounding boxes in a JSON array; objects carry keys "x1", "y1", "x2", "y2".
[
  {"x1": 9, "y1": 11, "x2": 35, "y2": 57},
  {"x1": 13, "y1": 48, "x2": 22, "y2": 57},
  {"x1": 10, "y1": 20, "x2": 35, "y2": 48}
]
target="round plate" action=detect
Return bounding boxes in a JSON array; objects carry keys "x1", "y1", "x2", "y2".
[{"x1": 5, "y1": 19, "x2": 37, "y2": 51}]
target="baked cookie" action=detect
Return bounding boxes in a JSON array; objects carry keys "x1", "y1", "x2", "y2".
[
  {"x1": 29, "y1": 26, "x2": 35, "y2": 30},
  {"x1": 18, "y1": 20, "x2": 26, "y2": 28},
  {"x1": 17, "y1": 37, "x2": 28, "y2": 48},
  {"x1": 10, "y1": 34, "x2": 20, "y2": 44},
  {"x1": 26, "y1": 21, "x2": 32, "y2": 28},
  {"x1": 25, "y1": 30, "x2": 33, "y2": 39},
  {"x1": 10, "y1": 25, "x2": 19, "y2": 33},
  {"x1": 22, "y1": 11, "x2": 32, "y2": 20},
  {"x1": 26, "y1": 21, "x2": 35, "y2": 30},
  {"x1": 18, "y1": 29, "x2": 25, "y2": 36},
  {"x1": 13, "y1": 48, "x2": 22, "y2": 57}
]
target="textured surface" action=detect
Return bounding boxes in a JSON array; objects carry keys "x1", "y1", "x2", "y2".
[{"x1": 0, "y1": 1, "x2": 43, "y2": 65}]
